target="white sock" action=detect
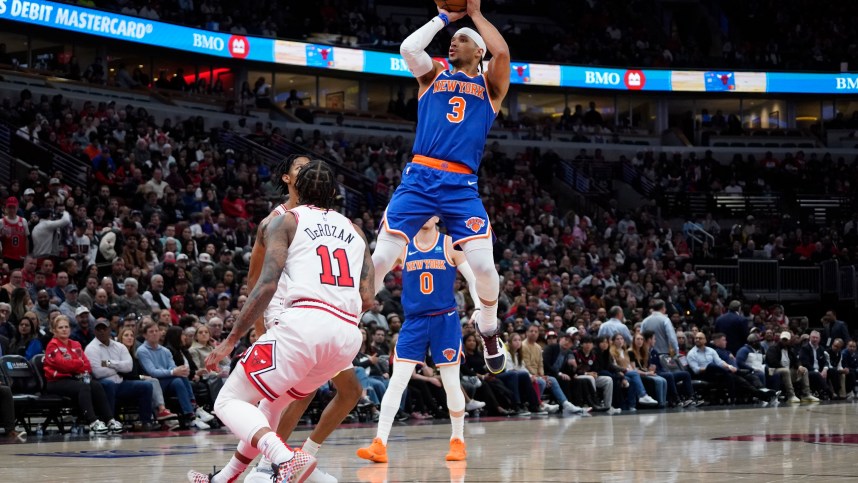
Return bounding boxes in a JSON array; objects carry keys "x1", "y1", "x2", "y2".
[
  {"x1": 479, "y1": 301, "x2": 498, "y2": 334},
  {"x1": 257, "y1": 432, "x2": 294, "y2": 465},
  {"x1": 302, "y1": 437, "x2": 321, "y2": 457},
  {"x1": 211, "y1": 456, "x2": 248, "y2": 483},
  {"x1": 257, "y1": 457, "x2": 271, "y2": 469},
  {"x1": 450, "y1": 411, "x2": 464, "y2": 441}
]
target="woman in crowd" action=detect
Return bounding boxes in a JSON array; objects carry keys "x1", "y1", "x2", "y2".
[
  {"x1": 12, "y1": 312, "x2": 43, "y2": 360},
  {"x1": 629, "y1": 332, "x2": 667, "y2": 408},
  {"x1": 43, "y1": 315, "x2": 121, "y2": 433},
  {"x1": 9, "y1": 288, "x2": 30, "y2": 326},
  {"x1": 506, "y1": 331, "x2": 559, "y2": 413},
  {"x1": 607, "y1": 333, "x2": 658, "y2": 411},
  {"x1": 644, "y1": 331, "x2": 695, "y2": 407},
  {"x1": 188, "y1": 324, "x2": 215, "y2": 372}
]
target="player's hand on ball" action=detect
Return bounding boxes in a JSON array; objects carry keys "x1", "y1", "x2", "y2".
[
  {"x1": 437, "y1": 7, "x2": 466, "y2": 23},
  {"x1": 466, "y1": 0, "x2": 480, "y2": 16},
  {"x1": 206, "y1": 342, "x2": 234, "y2": 372}
]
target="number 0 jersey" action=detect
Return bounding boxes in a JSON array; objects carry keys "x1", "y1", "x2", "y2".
[
  {"x1": 401, "y1": 231, "x2": 458, "y2": 318},
  {"x1": 269, "y1": 205, "x2": 365, "y2": 321},
  {"x1": 412, "y1": 70, "x2": 497, "y2": 173}
]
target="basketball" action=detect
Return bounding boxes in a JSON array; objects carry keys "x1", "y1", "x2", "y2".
[{"x1": 434, "y1": 0, "x2": 468, "y2": 13}]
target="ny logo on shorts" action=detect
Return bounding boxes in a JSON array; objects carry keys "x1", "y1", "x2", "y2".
[
  {"x1": 443, "y1": 348, "x2": 457, "y2": 362},
  {"x1": 465, "y1": 217, "x2": 486, "y2": 233}
]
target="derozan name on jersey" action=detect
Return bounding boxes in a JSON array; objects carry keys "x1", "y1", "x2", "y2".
[{"x1": 303, "y1": 223, "x2": 355, "y2": 243}]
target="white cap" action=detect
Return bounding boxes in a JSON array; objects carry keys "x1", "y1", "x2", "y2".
[
  {"x1": 453, "y1": 27, "x2": 486, "y2": 55},
  {"x1": 566, "y1": 327, "x2": 579, "y2": 336}
]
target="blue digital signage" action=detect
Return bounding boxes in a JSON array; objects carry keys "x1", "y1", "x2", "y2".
[{"x1": 2, "y1": 0, "x2": 858, "y2": 95}]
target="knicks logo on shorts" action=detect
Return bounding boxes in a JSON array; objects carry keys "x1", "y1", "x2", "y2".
[
  {"x1": 465, "y1": 217, "x2": 486, "y2": 233},
  {"x1": 442, "y1": 348, "x2": 457, "y2": 362}
]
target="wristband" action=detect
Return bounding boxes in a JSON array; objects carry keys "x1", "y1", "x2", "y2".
[{"x1": 438, "y1": 13, "x2": 449, "y2": 26}]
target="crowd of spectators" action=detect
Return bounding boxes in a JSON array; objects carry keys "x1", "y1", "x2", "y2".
[
  {"x1": 0, "y1": 81, "x2": 856, "y2": 439},
  {"x1": 622, "y1": 148, "x2": 858, "y2": 264}
]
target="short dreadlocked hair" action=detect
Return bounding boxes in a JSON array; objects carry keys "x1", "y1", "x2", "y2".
[
  {"x1": 276, "y1": 154, "x2": 311, "y2": 196},
  {"x1": 294, "y1": 159, "x2": 338, "y2": 209}
]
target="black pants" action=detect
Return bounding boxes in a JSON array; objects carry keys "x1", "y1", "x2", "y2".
[
  {"x1": 47, "y1": 378, "x2": 113, "y2": 424},
  {"x1": 0, "y1": 385, "x2": 14, "y2": 432}
]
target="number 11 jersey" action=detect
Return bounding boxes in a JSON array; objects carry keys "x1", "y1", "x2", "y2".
[
  {"x1": 412, "y1": 70, "x2": 497, "y2": 173},
  {"x1": 270, "y1": 205, "x2": 365, "y2": 320}
]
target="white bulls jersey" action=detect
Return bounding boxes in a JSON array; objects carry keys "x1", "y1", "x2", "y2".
[{"x1": 268, "y1": 204, "x2": 365, "y2": 324}]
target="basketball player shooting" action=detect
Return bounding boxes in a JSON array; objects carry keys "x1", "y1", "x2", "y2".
[
  {"x1": 188, "y1": 160, "x2": 375, "y2": 483},
  {"x1": 372, "y1": 0, "x2": 511, "y2": 374},
  {"x1": 357, "y1": 216, "x2": 481, "y2": 463}
]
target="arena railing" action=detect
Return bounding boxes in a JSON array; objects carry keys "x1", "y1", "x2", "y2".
[
  {"x1": 0, "y1": 117, "x2": 88, "y2": 188},
  {"x1": 696, "y1": 260, "x2": 822, "y2": 302},
  {"x1": 0, "y1": 123, "x2": 12, "y2": 187}
]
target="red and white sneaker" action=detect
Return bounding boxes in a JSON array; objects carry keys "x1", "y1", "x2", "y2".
[
  {"x1": 186, "y1": 469, "x2": 217, "y2": 483},
  {"x1": 272, "y1": 450, "x2": 317, "y2": 483},
  {"x1": 157, "y1": 409, "x2": 178, "y2": 421}
]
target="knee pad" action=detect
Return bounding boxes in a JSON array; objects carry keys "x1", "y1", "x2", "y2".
[
  {"x1": 462, "y1": 238, "x2": 499, "y2": 302},
  {"x1": 372, "y1": 231, "x2": 407, "y2": 292},
  {"x1": 439, "y1": 365, "x2": 465, "y2": 411}
]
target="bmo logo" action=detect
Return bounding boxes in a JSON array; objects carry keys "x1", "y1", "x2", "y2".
[
  {"x1": 192, "y1": 33, "x2": 224, "y2": 52},
  {"x1": 390, "y1": 58, "x2": 409, "y2": 72},
  {"x1": 585, "y1": 70, "x2": 621, "y2": 86},
  {"x1": 836, "y1": 77, "x2": 858, "y2": 90},
  {"x1": 624, "y1": 70, "x2": 646, "y2": 90},
  {"x1": 228, "y1": 36, "x2": 249, "y2": 59}
]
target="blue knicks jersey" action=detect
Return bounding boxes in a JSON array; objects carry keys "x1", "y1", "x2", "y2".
[
  {"x1": 401, "y1": 233, "x2": 458, "y2": 318},
  {"x1": 412, "y1": 70, "x2": 497, "y2": 173}
]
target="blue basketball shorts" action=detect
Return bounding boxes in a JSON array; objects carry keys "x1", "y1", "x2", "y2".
[
  {"x1": 393, "y1": 310, "x2": 463, "y2": 366},
  {"x1": 382, "y1": 162, "x2": 492, "y2": 246}
]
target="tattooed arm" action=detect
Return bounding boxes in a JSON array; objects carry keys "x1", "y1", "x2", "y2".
[
  {"x1": 205, "y1": 213, "x2": 295, "y2": 371},
  {"x1": 354, "y1": 225, "x2": 376, "y2": 312},
  {"x1": 247, "y1": 218, "x2": 270, "y2": 336}
]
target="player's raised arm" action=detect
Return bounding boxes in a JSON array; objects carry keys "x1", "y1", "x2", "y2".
[
  {"x1": 355, "y1": 225, "x2": 376, "y2": 312},
  {"x1": 468, "y1": 0, "x2": 510, "y2": 109},
  {"x1": 401, "y1": 7, "x2": 466, "y2": 89}
]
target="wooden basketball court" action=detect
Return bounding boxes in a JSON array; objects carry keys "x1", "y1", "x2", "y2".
[{"x1": 1, "y1": 402, "x2": 856, "y2": 482}]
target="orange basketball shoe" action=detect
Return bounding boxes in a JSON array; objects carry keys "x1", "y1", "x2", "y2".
[
  {"x1": 356, "y1": 437, "x2": 388, "y2": 463},
  {"x1": 445, "y1": 438, "x2": 467, "y2": 461}
]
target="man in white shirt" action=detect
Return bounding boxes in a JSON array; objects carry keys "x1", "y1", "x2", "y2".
[
  {"x1": 142, "y1": 274, "x2": 170, "y2": 312},
  {"x1": 85, "y1": 319, "x2": 155, "y2": 428},
  {"x1": 144, "y1": 168, "x2": 168, "y2": 200},
  {"x1": 31, "y1": 207, "x2": 71, "y2": 258}
]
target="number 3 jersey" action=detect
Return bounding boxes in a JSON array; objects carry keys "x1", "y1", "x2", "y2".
[
  {"x1": 269, "y1": 205, "x2": 365, "y2": 320},
  {"x1": 412, "y1": 70, "x2": 497, "y2": 173},
  {"x1": 401, "y1": 231, "x2": 458, "y2": 318}
]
